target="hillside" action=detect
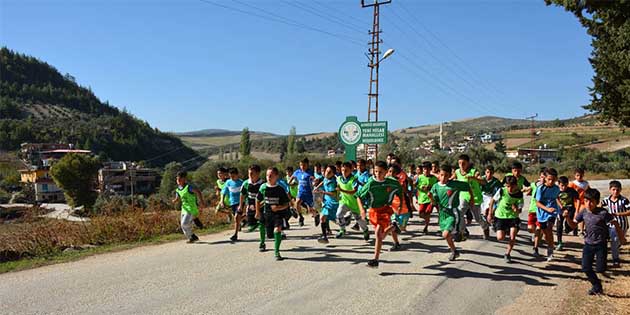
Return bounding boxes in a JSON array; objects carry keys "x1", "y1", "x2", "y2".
[{"x1": 0, "y1": 47, "x2": 202, "y2": 168}]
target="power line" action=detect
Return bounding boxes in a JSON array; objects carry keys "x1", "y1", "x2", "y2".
[
  {"x1": 281, "y1": 0, "x2": 365, "y2": 35},
  {"x1": 384, "y1": 6, "x2": 508, "y2": 116},
  {"x1": 395, "y1": 2, "x2": 514, "y2": 109},
  {"x1": 197, "y1": 0, "x2": 364, "y2": 47},
  {"x1": 307, "y1": 1, "x2": 368, "y2": 32}
]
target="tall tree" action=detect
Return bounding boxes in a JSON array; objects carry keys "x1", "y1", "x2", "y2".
[
  {"x1": 494, "y1": 140, "x2": 507, "y2": 155},
  {"x1": 545, "y1": 1, "x2": 630, "y2": 127},
  {"x1": 287, "y1": 126, "x2": 296, "y2": 155},
  {"x1": 159, "y1": 162, "x2": 183, "y2": 197},
  {"x1": 240, "y1": 127, "x2": 251, "y2": 157},
  {"x1": 49, "y1": 153, "x2": 101, "y2": 208}
]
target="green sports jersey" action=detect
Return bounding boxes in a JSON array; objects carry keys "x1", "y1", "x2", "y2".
[
  {"x1": 456, "y1": 168, "x2": 482, "y2": 205},
  {"x1": 256, "y1": 183, "x2": 290, "y2": 213},
  {"x1": 176, "y1": 184, "x2": 199, "y2": 216},
  {"x1": 503, "y1": 173, "x2": 530, "y2": 191},
  {"x1": 355, "y1": 176, "x2": 402, "y2": 209},
  {"x1": 430, "y1": 180, "x2": 471, "y2": 211},
  {"x1": 286, "y1": 175, "x2": 298, "y2": 198},
  {"x1": 529, "y1": 182, "x2": 541, "y2": 213},
  {"x1": 482, "y1": 177, "x2": 502, "y2": 196},
  {"x1": 217, "y1": 179, "x2": 230, "y2": 205},
  {"x1": 337, "y1": 175, "x2": 359, "y2": 212},
  {"x1": 416, "y1": 174, "x2": 438, "y2": 204},
  {"x1": 493, "y1": 187, "x2": 524, "y2": 219}
]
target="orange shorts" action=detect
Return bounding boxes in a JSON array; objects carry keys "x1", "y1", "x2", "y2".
[
  {"x1": 369, "y1": 206, "x2": 394, "y2": 228},
  {"x1": 527, "y1": 212, "x2": 538, "y2": 226},
  {"x1": 417, "y1": 203, "x2": 433, "y2": 214}
]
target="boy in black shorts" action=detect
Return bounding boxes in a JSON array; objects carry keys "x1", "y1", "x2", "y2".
[
  {"x1": 487, "y1": 176, "x2": 524, "y2": 263},
  {"x1": 256, "y1": 167, "x2": 291, "y2": 261}
]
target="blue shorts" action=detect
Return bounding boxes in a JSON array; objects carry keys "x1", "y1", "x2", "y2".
[
  {"x1": 321, "y1": 203, "x2": 338, "y2": 221},
  {"x1": 392, "y1": 213, "x2": 410, "y2": 227},
  {"x1": 297, "y1": 191, "x2": 314, "y2": 208},
  {"x1": 230, "y1": 204, "x2": 240, "y2": 215}
]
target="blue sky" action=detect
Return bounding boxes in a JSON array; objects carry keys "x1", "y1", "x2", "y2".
[{"x1": 1, "y1": 0, "x2": 593, "y2": 135}]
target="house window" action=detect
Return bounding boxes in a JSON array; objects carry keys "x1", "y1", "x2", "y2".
[{"x1": 42, "y1": 184, "x2": 48, "y2": 192}]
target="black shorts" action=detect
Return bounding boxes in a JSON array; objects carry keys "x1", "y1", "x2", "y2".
[
  {"x1": 262, "y1": 210, "x2": 288, "y2": 229},
  {"x1": 493, "y1": 218, "x2": 520, "y2": 232},
  {"x1": 537, "y1": 216, "x2": 556, "y2": 230},
  {"x1": 582, "y1": 243, "x2": 607, "y2": 273}
]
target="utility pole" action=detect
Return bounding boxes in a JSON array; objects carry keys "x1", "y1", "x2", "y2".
[
  {"x1": 362, "y1": 0, "x2": 391, "y2": 160},
  {"x1": 439, "y1": 122, "x2": 443, "y2": 150},
  {"x1": 525, "y1": 113, "x2": 538, "y2": 163}
]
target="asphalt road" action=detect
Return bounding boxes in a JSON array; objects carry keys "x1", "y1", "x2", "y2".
[{"x1": 1, "y1": 179, "x2": 627, "y2": 315}]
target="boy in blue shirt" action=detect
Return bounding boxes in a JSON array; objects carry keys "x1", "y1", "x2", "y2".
[
  {"x1": 221, "y1": 167, "x2": 244, "y2": 242},
  {"x1": 289, "y1": 158, "x2": 319, "y2": 227},
  {"x1": 314, "y1": 165, "x2": 338, "y2": 244},
  {"x1": 535, "y1": 167, "x2": 560, "y2": 261}
]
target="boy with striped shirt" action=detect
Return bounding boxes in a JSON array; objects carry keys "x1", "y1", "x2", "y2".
[{"x1": 602, "y1": 180, "x2": 630, "y2": 267}]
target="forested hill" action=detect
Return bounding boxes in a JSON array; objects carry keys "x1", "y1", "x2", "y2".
[{"x1": 0, "y1": 47, "x2": 202, "y2": 168}]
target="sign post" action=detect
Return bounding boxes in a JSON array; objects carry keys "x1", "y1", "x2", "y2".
[{"x1": 338, "y1": 116, "x2": 388, "y2": 161}]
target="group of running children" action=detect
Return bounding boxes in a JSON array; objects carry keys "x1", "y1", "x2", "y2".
[{"x1": 173, "y1": 154, "x2": 630, "y2": 295}]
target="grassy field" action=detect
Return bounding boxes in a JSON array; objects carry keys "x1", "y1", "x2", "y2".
[
  {"x1": 502, "y1": 125, "x2": 629, "y2": 150},
  {"x1": 179, "y1": 134, "x2": 278, "y2": 149}
]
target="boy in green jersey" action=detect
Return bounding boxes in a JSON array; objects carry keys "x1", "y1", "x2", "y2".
[
  {"x1": 356, "y1": 161, "x2": 403, "y2": 268},
  {"x1": 335, "y1": 162, "x2": 369, "y2": 240},
  {"x1": 416, "y1": 161, "x2": 438, "y2": 235},
  {"x1": 481, "y1": 165, "x2": 503, "y2": 224},
  {"x1": 453, "y1": 154, "x2": 489, "y2": 240},
  {"x1": 173, "y1": 171, "x2": 206, "y2": 243},
  {"x1": 487, "y1": 176, "x2": 524, "y2": 263},
  {"x1": 240, "y1": 165, "x2": 264, "y2": 233},
  {"x1": 429, "y1": 164, "x2": 474, "y2": 261},
  {"x1": 256, "y1": 167, "x2": 291, "y2": 260}
]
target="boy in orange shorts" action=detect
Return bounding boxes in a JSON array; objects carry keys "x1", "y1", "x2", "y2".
[{"x1": 356, "y1": 161, "x2": 403, "y2": 268}]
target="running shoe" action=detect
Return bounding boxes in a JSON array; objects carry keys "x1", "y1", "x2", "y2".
[
  {"x1": 448, "y1": 250, "x2": 460, "y2": 261},
  {"x1": 366, "y1": 259, "x2": 379, "y2": 268}
]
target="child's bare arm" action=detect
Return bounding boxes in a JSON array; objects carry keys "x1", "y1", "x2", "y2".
[
  {"x1": 611, "y1": 220, "x2": 627, "y2": 244},
  {"x1": 357, "y1": 197, "x2": 366, "y2": 220},
  {"x1": 563, "y1": 210, "x2": 578, "y2": 229}
]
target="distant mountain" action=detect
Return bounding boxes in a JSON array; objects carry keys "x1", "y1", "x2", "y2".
[
  {"x1": 175, "y1": 129, "x2": 277, "y2": 137},
  {"x1": 0, "y1": 47, "x2": 202, "y2": 168}
]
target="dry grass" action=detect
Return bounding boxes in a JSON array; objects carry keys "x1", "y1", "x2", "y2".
[{"x1": 0, "y1": 205, "x2": 229, "y2": 263}]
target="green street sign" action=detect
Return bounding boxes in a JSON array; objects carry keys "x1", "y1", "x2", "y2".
[
  {"x1": 338, "y1": 116, "x2": 388, "y2": 161},
  {"x1": 360, "y1": 121, "x2": 388, "y2": 144}
]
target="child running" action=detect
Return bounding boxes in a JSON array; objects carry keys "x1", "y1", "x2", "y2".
[
  {"x1": 221, "y1": 168, "x2": 244, "y2": 242},
  {"x1": 336, "y1": 162, "x2": 370, "y2": 241},
  {"x1": 240, "y1": 165, "x2": 264, "y2": 233},
  {"x1": 535, "y1": 168, "x2": 560, "y2": 261},
  {"x1": 429, "y1": 164, "x2": 473, "y2": 261},
  {"x1": 556, "y1": 176, "x2": 579, "y2": 251},
  {"x1": 481, "y1": 165, "x2": 503, "y2": 229},
  {"x1": 487, "y1": 176, "x2": 524, "y2": 263},
  {"x1": 285, "y1": 166, "x2": 305, "y2": 226},
  {"x1": 453, "y1": 154, "x2": 489, "y2": 240},
  {"x1": 388, "y1": 164, "x2": 411, "y2": 233},
  {"x1": 290, "y1": 158, "x2": 319, "y2": 227},
  {"x1": 256, "y1": 167, "x2": 291, "y2": 260},
  {"x1": 314, "y1": 165, "x2": 338, "y2": 244},
  {"x1": 568, "y1": 167, "x2": 590, "y2": 237},
  {"x1": 356, "y1": 161, "x2": 403, "y2": 268},
  {"x1": 602, "y1": 180, "x2": 630, "y2": 267},
  {"x1": 565, "y1": 188, "x2": 626, "y2": 295},
  {"x1": 417, "y1": 161, "x2": 438, "y2": 235},
  {"x1": 173, "y1": 171, "x2": 206, "y2": 243},
  {"x1": 215, "y1": 167, "x2": 230, "y2": 213},
  {"x1": 528, "y1": 168, "x2": 546, "y2": 246}
]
